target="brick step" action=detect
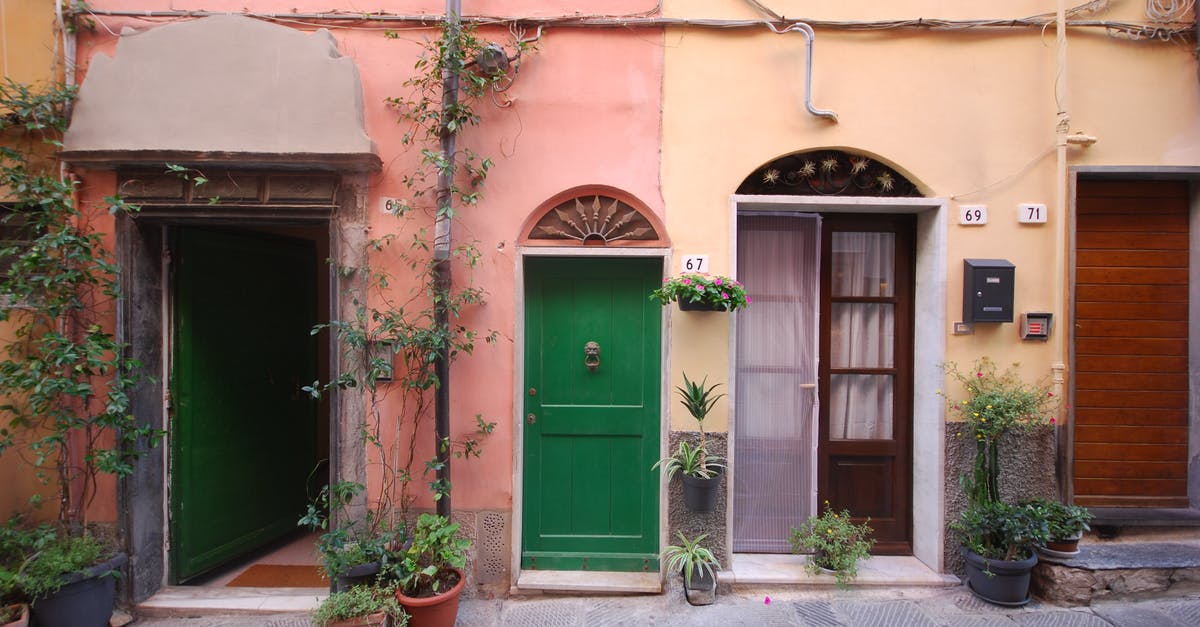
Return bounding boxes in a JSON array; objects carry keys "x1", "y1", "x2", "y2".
[{"x1": 1032, "y1": 542, "x2": 1200, "y2": 606}]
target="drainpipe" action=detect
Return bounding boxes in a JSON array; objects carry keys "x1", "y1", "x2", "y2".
[
  {"x1": 434, "y1": 0, "x2": 461, "y2": 518},
  {"x1": 1053, "y1": 0, "x2": 1069, "y2": 500},
  {"x1": 766, "y1": 22, "x2": 838, "y2": 123}
]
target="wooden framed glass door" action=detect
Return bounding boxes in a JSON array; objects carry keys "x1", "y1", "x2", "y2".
[{"x1": 818, "y1": 214, "x2": 914, "y2": 554}]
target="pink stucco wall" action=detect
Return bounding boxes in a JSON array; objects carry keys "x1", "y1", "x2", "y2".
[{"x1": 69, "y1": 3, "x2": 664, "y2": 518}]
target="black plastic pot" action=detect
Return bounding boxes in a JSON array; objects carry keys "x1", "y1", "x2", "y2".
[
  {"x1": 681, "y1": 567, "x2": 716, "y2": 606},
  {"x1": 31, "y1": 552, "x2": 127, "y2": 627},
  {"x1": 961, "y1": 546, "x2": 1036, "y2": 607},
  {"x1": 681, "y1": 469, "x2": 722, "y2": 512},
  {"x1": 677, "y1": 299, "x2": 726, "y2": 312},
  {"x1": 333, "y1": 561, "x2": 382, "y2": 592}
]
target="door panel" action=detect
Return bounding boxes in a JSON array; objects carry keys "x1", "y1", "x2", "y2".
[
  {"x1": 1073, "y1": 179, "x2": 1189, "y2": 508},
  {"x1": 819, "y1": 215, "x2": 913, "y2": 554},
  {"x1": 522, "y1": 257, "x2": 661, "y2": 571},
  {"x1": 733, "y1": 214, "x2": 821, "y2": 553},
  {"x1": 171, "y1": 228, "x2": 318, "y2": 582}
]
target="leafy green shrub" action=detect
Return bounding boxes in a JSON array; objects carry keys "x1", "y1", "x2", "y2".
[
  {"x1": 660, "y1": 532, "x2": 720, "y2": 587},
  {"x1": 312, "y1": 584, "x2": 406, "y2": 627},
  {"x1": 1022, "y1": 498, "x2": 1092, "y2": 541},
  {"x1": 789, "y1": 503, "x2": 875, "y2": 586},
  {"x1": 389, "y1": 514, "x2": 468, "y2": 598},
  {"x1": 952, "y1": 500, "x2": 1049, "y2": 562}
]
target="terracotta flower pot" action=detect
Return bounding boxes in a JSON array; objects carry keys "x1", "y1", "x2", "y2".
[
  {"x1": 2, "y1": 603, "x2": 29, "y2": 627},
  {"x1": 325, "y1": 611, "x2": 388, "y2": 627},
  {"x1": 395, "y1": 568, "x2": 465, "y2": 627}
]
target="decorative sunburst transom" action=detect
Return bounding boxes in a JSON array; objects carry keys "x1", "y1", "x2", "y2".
[{"x1": 530, "y1": 195, "x2": 658, "y2": 244}]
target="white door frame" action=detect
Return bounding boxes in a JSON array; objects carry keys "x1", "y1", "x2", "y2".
[{"x1": 728, "y1": 194, "x2": 947, "y2": 572}]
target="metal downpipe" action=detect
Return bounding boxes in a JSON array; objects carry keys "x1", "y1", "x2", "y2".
[
  {"x1": 767, "y1": 22, "x2": 838, "y2": 122},
  {"x1": 434, "y1": 0, "x2": 461, "y2": 518}
]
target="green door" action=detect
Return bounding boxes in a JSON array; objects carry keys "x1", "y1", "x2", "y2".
[
  {"x1": 522, "y1": 257, "x2": 661, "y2": 571},
  {"x1": 170, "y1": 228, "x2": 318, "y2": 582}
]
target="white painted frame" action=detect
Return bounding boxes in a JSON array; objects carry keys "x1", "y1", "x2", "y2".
[
  {"x1": 728, "y1": 194, "x2": 948, "y2": 573},
  {"x1": 510, "y1": 246, "x2": 672, "y2": 591}
]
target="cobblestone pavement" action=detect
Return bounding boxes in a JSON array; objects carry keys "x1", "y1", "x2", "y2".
[{"x1": 130, "y1": 585, "x2": 1200, "y2": 626}]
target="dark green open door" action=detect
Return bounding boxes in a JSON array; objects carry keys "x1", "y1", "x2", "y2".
[
  {"x1": 171, "y1": 228, "x2": 318, "y2": 582},
  {"x1": 522, "y1": 257, "x2": 661, "y2": 571}
]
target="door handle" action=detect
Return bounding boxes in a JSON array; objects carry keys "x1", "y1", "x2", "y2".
[{"x1": 584, "y1": 341, "x2": 601, "y2": 372}]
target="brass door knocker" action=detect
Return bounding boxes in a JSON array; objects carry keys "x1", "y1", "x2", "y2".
[{"x1": 584, "y1": 341, "x2": 601, "y2": 372}]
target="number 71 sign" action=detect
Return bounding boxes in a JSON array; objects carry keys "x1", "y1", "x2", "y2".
[{"x1": 1018, "y1": 203, "x2": 1048, "y2": 224}]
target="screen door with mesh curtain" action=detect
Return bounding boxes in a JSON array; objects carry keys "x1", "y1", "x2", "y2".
[{"x1": 733, "y1": 213, "x2": 821, "y2": 553}]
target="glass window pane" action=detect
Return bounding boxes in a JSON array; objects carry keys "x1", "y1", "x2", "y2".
[
  {"x1": 829, "y1": 374, "x2": 893, "y2": 440},
  {"x1": 830, "y1": 303, "x2": 894, "y2": 368},
  {"x1": 832, "y1": 232, "x2": 895, "y2": 297}
]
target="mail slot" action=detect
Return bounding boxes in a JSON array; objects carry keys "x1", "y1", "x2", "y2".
[{"x1": 963, "y1": 259, "x2": 1014, "y2": 323}]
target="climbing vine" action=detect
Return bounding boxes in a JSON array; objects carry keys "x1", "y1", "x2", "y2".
[
  {"x1": 303, "y1": 21, "x2": 533, "y2": 538},
  {"x1": 0, "y1": 79, "x2": 157, "y2": 528}
]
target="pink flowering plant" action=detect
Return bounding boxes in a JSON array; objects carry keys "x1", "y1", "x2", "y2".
[
  {"x1": 650, "y1": 273, "x2": 750, "y2": 311},
  {"x1": 941, "y1": 357, "x2": 1059, "y2": 506}
]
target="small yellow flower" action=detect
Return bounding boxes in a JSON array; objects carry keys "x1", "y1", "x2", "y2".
[
  {"x1": 827, "y1": 528, "x2": 834, "y2": 535},
  {"x1": 986, "y1": 404, "x2": 992, "y2": 409},
  {"x1": 962, "y1": 400, "x2": 968, "y2": 405},
  {"x1": 973, "y1": 412, "x2": 979, "y2": 417},
  {"x1": 980, "y1": 418, "x2": 986, "y2": 423},
  {"x1": 956, "y1": 431, "x2": 962, "y2": 437}
]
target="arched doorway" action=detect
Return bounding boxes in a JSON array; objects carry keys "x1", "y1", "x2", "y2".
[{"x1": 730, "y1": 150, "x2": 937, "y2": 559}]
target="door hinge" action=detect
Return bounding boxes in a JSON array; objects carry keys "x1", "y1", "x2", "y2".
[
  {"x1": 643, "y1": 558, "x2": 650, "y2": 572},
  {"x1": 581, "y1": 557, "x2": 588, "y2": 570},
  {"x1": 529, "y1": 556, "x2": 536, "y2": 570}
]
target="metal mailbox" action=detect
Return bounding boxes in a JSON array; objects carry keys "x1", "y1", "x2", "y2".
[{"x1": 963, "y1": 259, "x2": 1015, "y2": 323}]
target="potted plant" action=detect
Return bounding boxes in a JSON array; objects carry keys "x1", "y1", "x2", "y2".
[
  {"x1": 312, "y1": 584, "x2": 406, "y2": 627},
  {"x1": 1024, "y1": 498, "x2": 1092, "y2": 559},
  {"x1": 0, "y1": 603, "x2": 27, "y2": 627},
  {"x1": 660, "y1": 532, "x2": 720, "y2": 606},
  {"x1": 653, "y1": 373, "x2": 726, "y2": 511},
  {"x1": 942, "y1": 358, "x2": 1058, "y2": 606},
  {"x1": 942, "y1": 358, "x2": 1058, "y2": 505},
  {"x1": 952, "y1": 500, "x2": 1049, "y2": 606},
  {"x1": 390, "y1": 513, "x2": 469, "y2": 627},
  {"x1": 300, "y1": 480, "x2": 403, "y2": 591},
  {"x1": 650, "y1": 272, "x2": 750, "y2": 312},
  {"x1": 789, "y1": 503, "x2": 875, "y2": 587}
]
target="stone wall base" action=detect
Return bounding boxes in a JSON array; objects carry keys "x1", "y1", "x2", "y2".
[{"x1": 1033, "y1": 563, "x2": 1200, "y2": 606}]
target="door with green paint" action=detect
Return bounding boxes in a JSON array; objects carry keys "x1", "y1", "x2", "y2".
[
  {"x1": 522, "y1": 257, "x2": 661, "y2": 571},
  {"x1": 171, "y1": 228, "x2": 318, "y2": 582}
]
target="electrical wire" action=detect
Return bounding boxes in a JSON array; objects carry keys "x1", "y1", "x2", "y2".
[{"x1": 75, "y1": 6, "x2": 1194, "y2": 43}]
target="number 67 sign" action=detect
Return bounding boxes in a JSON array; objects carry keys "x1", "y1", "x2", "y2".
[{"x1": 681, "y1": 255, "x2": 709, "y2": 273}]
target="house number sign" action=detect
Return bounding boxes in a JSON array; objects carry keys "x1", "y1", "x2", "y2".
[
  {"x1": 681, "y1": 255, "x2": 709, "y2": 273},
  {"x1": 959, "y1": 205, "x2": 987, "y2": 225}
]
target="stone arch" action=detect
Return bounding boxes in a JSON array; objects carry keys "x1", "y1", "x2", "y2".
[
  {"x1": 519, "y1": 185, "x2": 668, "y2": 247},
  {"x1": 737, "y1": 148, "x2": 923, "y2": 197}
]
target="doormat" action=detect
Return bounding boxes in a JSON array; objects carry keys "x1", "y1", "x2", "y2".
[{"x1": 226, "y1": 564, "x2": 326, "y2": 588}]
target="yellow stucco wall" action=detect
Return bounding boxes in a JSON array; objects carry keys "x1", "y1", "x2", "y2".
[
  {"x1": 0, "y1": 0, "x2": 62, "y2": 519},
  {"x1": 661, "y1": 2, "x2": 1199, "y2": 430}
]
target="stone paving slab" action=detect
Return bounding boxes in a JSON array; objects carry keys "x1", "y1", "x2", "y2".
[
  {"x1": 128, "y1": 588, "x2": 1200, "y2": 626},
  {"x1": 1061, "y1": 543, "x2": 1200, "y2": 570}
]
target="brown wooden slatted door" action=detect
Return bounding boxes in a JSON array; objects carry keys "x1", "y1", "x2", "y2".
[{"x1": 1074, "y1": 179, "x2": 1189, "y2": 508}]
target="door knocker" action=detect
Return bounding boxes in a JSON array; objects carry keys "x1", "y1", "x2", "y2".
[{"x1": 584, "y1": 341, "x2": 601, "y2": 372}]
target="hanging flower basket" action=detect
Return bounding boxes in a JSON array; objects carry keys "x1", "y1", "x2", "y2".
[{"x1": 650, "y1": 273, "x2": 750, "y2": 312}]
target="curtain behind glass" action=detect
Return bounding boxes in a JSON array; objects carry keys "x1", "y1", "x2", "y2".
[{"x1": 733, "y1": 214, "x2": 820, "y2": 553}]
